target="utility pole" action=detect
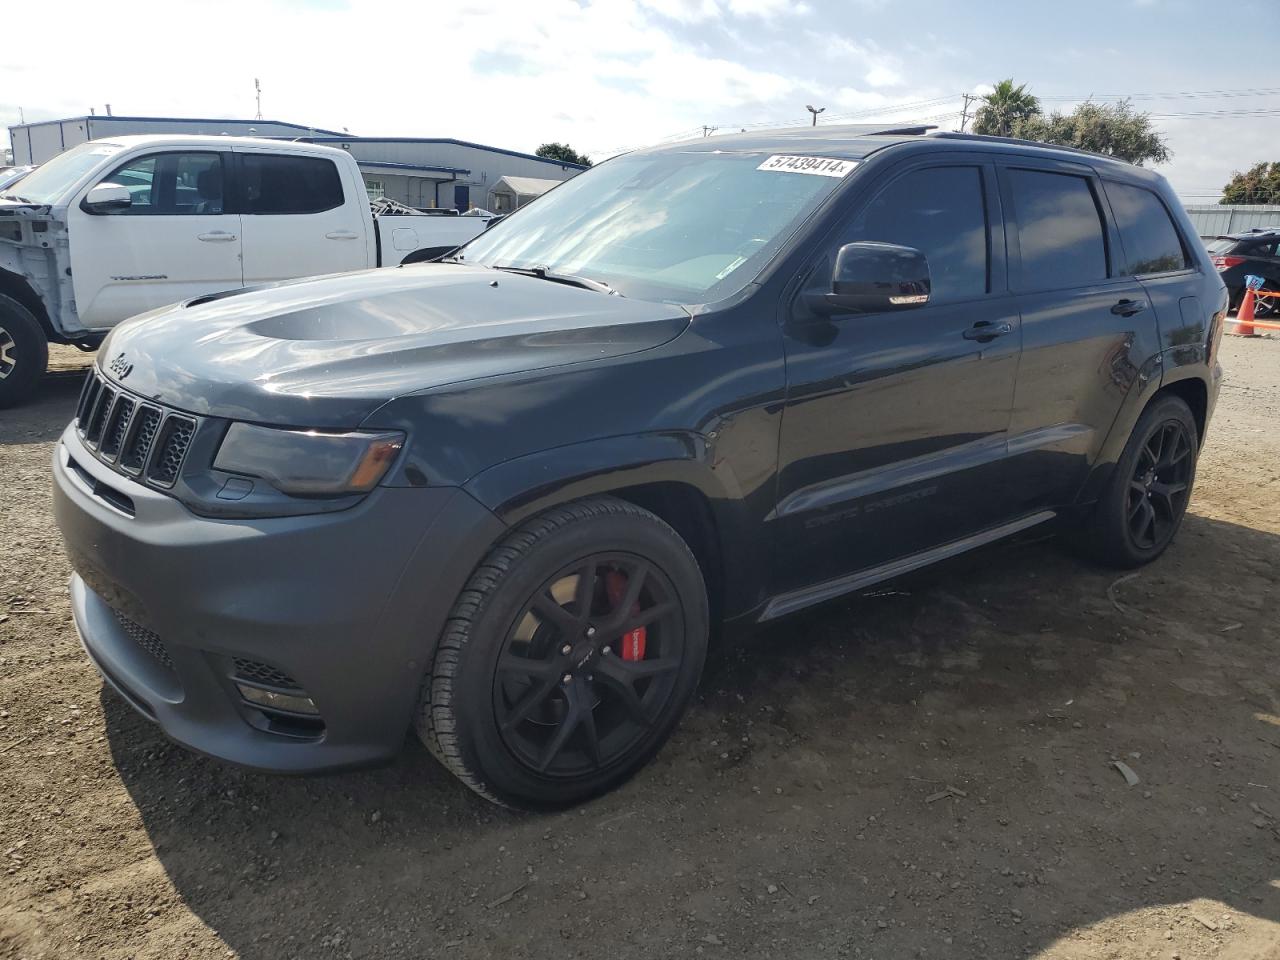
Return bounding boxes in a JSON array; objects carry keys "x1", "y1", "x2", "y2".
[
  {"x1": 254, "y1": 78, "x2": 263, "y2": 121},
  {"x1": 805, "y1": 104, "x2": 825, "y2": 126},
  {"x1": 701, "y1": 125, "x2": 717, "y2": 138},
  {"x1": 959, "y1": 93, "x2": 977, "y2": 132}
]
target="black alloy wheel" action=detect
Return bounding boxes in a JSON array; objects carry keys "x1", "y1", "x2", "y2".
[
  {"x1": 493, "y1": 554, "x2": 683, "y2": 778},
  {"x1": 1125, "y1": 420, "x2": 1193, "y2": 552},
  {"x1": 416, "y1": 497, "x2": 708, "y2": 809},
  {"x1": 1076, "y1": 393, "x2": 1199, "y2": 569}
]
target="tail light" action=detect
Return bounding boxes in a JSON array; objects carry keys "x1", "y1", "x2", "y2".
[{"x1": 1210, "y1": 255, "x2": 1246, "y2": 271}]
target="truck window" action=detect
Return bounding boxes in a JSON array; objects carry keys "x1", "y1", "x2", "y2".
[
  {"x1": 1106, "y1": 181, "x2": 1189, "y2": 275},
  {"x1": 239, "y1": 154, "x2": 344, "y2": 215},
  {"x1": 1008, "y1": 169, "x2": 1108, "y2": 291},
  {"x1": 99, "y1": 152, "x2": 224, "y2": 216},
  {"x1": 841, "y1": 165, "x2": 989, "y2": 303}
]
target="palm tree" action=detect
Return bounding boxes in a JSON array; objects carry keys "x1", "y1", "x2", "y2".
[{"x1": 971, "y1": 79, "x2": 1041, "y2": 137}]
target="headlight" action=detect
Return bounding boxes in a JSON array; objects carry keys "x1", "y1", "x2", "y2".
[{"x1": 213, "y1": 424, "x2": 404, "y2": 496}]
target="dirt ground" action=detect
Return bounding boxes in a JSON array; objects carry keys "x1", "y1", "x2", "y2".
[{"x1": 1, "y1": 338, "x2": 1278, "y2": 960}]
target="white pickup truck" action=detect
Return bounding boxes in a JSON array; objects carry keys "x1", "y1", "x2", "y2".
[{"x1": 0, "y1": 135, "x2": 493, "y2": 406}]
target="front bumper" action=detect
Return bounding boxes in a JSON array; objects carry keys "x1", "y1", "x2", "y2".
[{"x1": 52, "y1": 424, "x2": 505, "y2": 773}]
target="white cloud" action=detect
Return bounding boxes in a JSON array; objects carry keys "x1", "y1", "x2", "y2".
[
  {"x1": 865, "y1": 64, "x2": 902, "y2": 88},
  {"x1": 2, "y1": 0, "x2": 845, "y2": 161}
]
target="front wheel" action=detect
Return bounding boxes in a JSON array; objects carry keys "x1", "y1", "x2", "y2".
[
  {"x1": 0, "y1": 295, "x2": 48, "y2": 409},
  {"x1": 416, "y1": 497, "x2": 709, "y2": 809},
  {"x1": 1079, "y1": 394, "x2": 1199, "y2": 568}
]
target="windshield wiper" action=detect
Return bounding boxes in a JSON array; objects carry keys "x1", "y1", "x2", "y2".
[
  {"x1": 0, "y1": 193, "x2": 34, "y2": 203},
  {"x1": 492, "y1": 264, "x2": 619, "y2": 296}
]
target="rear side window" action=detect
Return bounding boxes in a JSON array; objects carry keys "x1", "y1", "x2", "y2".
[
  {"x1": 239, "y1": 154, "x2": 344, "y2": 215},
  {"x1": 1106, "y1": 181, "x2": 1188, "y2": 275},
  {"x1": 1008, "y1": 169, "x2": 1107, "y2": 290},
  {"x1": 844, "y1": 165, "x2": 989, "y2": 303}
]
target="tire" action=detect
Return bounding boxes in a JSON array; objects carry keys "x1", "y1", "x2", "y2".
[
  {"x1": 1078, "y1": 394, "x2": 1199, "y2": 569},
  {"x1": 415, "y1": 496, "x2": 709, "y2": 810},
  {"x1": 0, "y1": 294, "x2": 48, "y2": 409}
]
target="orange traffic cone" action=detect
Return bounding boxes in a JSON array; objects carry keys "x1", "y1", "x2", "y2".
[{"x1": 1231, "y1": 287, "x2": 1258, "y2": 336}]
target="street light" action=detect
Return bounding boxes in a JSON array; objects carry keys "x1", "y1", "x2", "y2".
[{"x1": 805, "y1": 104, "x2": 825, "y2": 126}]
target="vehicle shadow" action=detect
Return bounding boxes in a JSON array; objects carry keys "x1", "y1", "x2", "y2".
[{"x1": 105, "y1": 512, "x2": 1280, "y2": 959}]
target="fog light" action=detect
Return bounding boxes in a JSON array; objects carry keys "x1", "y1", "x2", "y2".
[{"x1": 236, "y1": 683, "x2": 319, "y2": 716}]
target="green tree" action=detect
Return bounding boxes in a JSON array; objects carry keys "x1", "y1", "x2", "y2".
[
  {"x1": 1013, "y1": 100, "x2": 1170, "y2": 166},
  {"x1": 1219, "y1": 162, "x2": 1280, "y2": 204},
  {"x1": 971, "y1": 79, "x2": 1040, "y2": 137},
  {"x1": 535, "y1": 142, "x2": 593, "y2": 167}
]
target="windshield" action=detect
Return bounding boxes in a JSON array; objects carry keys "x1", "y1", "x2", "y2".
[
  {"x1": 0, "y1": 141, "x2": 125, "y2": 204},
  {"x1": 457, "y1": 150, "x2": 854, "y2": 303}
]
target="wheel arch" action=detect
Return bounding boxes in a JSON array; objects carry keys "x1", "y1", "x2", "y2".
[
  {"x1": 1155, "y1": 374, "x2": 1207, "y2": 446},
  {"x1": 463, "y1": 433, "x2": 762, "y2": 624},
  {"x1": 0, "y1": 267, "x2": 54, "y2": 339}
]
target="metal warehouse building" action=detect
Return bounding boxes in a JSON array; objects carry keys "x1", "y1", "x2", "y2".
[{"x1": 6, "y1": 114, "x2": 585, "y2": 212}]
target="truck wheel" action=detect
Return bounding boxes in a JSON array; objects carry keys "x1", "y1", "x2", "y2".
[
  {"x1": 0, "y1": 295, "x2": 48, "y2": 409},
  {"x1": 1079, "y1": 394, "x2": 1198, "y2": 569},
  {"x1": 416, "y1": 497, "x2": 709, "y2": 810}
]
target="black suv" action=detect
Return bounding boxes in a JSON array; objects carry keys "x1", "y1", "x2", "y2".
[
  {"x1": 53, "y1": 125, "x2": 1226, "y2": 809},
  {"x1": 1208, "y1": 227, "x2": 1280, "y2": 316}
]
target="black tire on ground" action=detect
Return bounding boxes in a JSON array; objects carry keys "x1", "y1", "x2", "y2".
[
  {"x1": 1077, "y1": 394, "x2": 1199, "y2": 569},
  {"x1": 0, "y1": 294, "x2": 48, "y2": 409},
  {"x1": 415, "y1": 496, "x2": 709, "y2": 810}
]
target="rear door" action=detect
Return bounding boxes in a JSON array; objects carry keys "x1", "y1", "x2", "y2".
[
  {"x1": 231, "y1": 148, "x2": 369, "y2": 284},
  {"x1": 67, "y1": 150, "x2": 242, "y2": 328},
  {"x1": 1101, "y1": 178, "x2": 1203, "y2": 355},
  {"x1": 998, "y1": 160, "x2": 1161, "y2": 515}
]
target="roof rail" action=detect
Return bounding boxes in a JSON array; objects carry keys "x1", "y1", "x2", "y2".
[{"x1": 929, "y1": 130, "x2": 1123, "y2": 164}]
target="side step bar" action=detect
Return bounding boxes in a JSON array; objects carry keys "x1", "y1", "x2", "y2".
[{"x1": 758, "y1": 511, "x2": 1057, "y2": 622}]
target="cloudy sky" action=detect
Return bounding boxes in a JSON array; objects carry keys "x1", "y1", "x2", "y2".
[{"x1": 2, "y1": 0, "x2": 1272, "y2": 200}]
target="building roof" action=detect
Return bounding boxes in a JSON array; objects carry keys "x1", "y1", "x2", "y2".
[
  {"x1": 492, "y1": 175, "x2": 561, "y2": 197},
  {"x1": 11, "y1": 114, "x2": 350, "y2": 137},
  {"x1": 355, "y1": 160, "x2": 470, "y2": 179},
  {"x1": 305, "y1": 137, "x2": 588, "y2": 171}
]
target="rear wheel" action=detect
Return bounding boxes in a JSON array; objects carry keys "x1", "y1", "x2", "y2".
[
  {"x1": 0, "y1": 295, "x2": 48, "y2": 409},
  {"x1": 1079, "y1": 394, "x2": 1198, "y2": 568},
  {"x1": 416, "y1": 497, "x2": 708, "y2": 809}
]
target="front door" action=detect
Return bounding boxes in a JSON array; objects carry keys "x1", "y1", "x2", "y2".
[
  {"x1": 233, "y1": 148, "x2": 367, "y2": 285},
  {"x1": 67, "y1": 150, "x2": 242, "y2": 328},
  {"x1": 773, "y1": 160, "x2": 1021, "y2": 598}
]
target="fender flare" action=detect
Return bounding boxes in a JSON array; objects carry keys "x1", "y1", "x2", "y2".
[{"x1": 462, "y1": 431, "x2": 767, "y2": 620}]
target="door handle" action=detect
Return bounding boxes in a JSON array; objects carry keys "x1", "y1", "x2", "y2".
[
  {"x1": 962, "y1": 320, "x2": 1013, "y2": 341},
  {"x1": 325, "y1": 230, "x2": 360, "y2": 240},
  {"x1": 197, "y1": 231, "x2": 237, "y2": 243},
  {"x1": 1111, "y1": 298, "x2": 1147, "y2": 317}
]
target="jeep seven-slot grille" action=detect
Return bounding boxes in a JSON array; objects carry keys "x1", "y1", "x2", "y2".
[{"x1": 75, "y1": 368, "x2": 198, "y2": 490}]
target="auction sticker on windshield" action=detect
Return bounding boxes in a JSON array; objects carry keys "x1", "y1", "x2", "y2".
[{"x1": 757, "y1": 155, "x2": 858, "y2": 177}]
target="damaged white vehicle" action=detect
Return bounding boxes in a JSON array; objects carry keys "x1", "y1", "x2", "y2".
[{"x1": 0, "y1": 135, "x2": 493, "y2": 407}]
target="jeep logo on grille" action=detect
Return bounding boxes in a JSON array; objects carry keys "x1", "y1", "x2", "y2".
[{"x1": 108, "y1": 352, "x2": 133, "y2": 380}]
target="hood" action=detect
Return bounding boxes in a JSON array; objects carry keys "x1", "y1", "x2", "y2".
[{"x1": 98, "y1": 264, "x2": 690, "y2": 426}]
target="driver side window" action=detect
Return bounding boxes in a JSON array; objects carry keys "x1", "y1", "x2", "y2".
[
  {"x1": 99, "y1": 152, "x2": 224, "y2": 216},
  {"x1": 841, "y1": 165, "x2": 990, "y2": 304}
]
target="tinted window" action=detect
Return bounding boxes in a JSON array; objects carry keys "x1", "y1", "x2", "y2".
[
  {"x1": 844, "y1": 166, "x2": 988, "y2": 302},
  {"x1": 100, "y1": 152, "x2": 223, "y2": 215},
  {"x1": 1107, "y1": 181, "x2": 1188, "y2": 274},
  {"x1": 240, "y1": 154, "x2": 343, "y2": 215},
  {"x1": 1009, "y1": 169, "x2": 1107, "y2": 290}
]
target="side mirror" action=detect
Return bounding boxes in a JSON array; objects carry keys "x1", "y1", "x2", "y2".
[
  {"x1": 80, "y1": 182, "x2": 132, "y2": 215},
  {"x1": 821, "y1": 241, "x2": 930, "y2": 314}
]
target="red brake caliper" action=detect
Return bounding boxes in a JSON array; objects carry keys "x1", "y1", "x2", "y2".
[{"x1": 604, "y1": 570, "x2": 646, "y2": 661}]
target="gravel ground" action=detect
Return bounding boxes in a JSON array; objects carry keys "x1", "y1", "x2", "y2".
[{"x1": 1, "y1": 338, "x2": 1278, "y2": 960}]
